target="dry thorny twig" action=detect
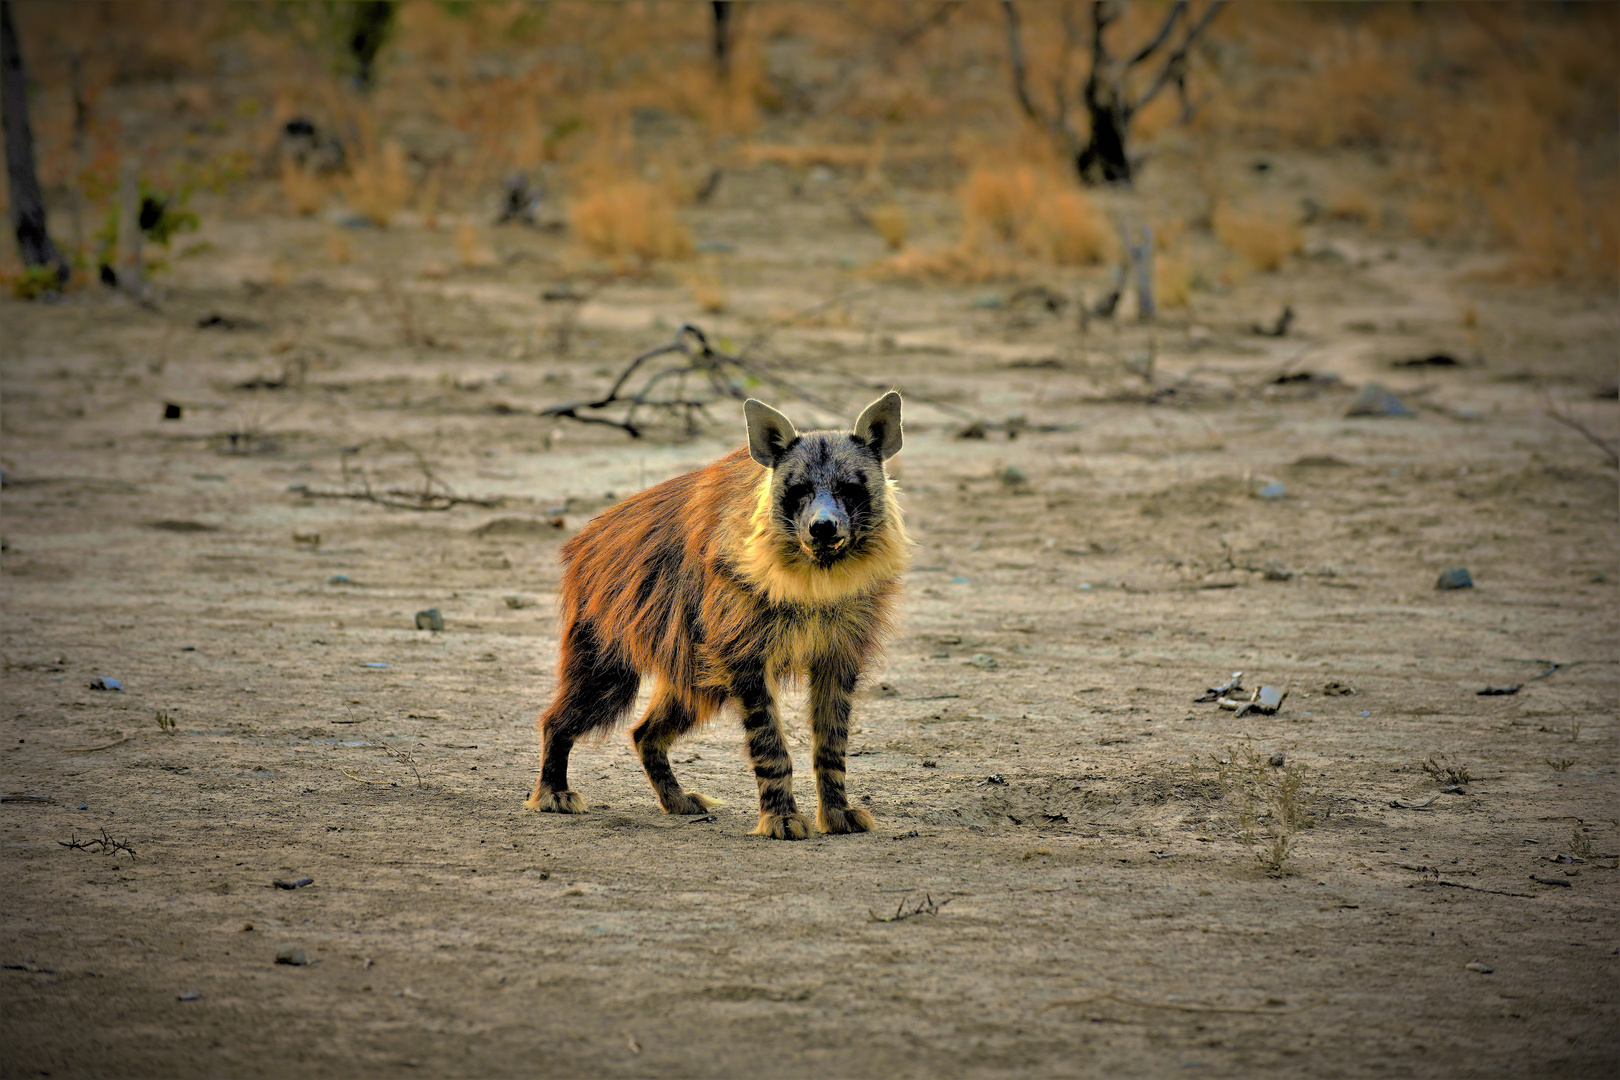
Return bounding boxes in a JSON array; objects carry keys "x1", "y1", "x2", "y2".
[
  {"x1": 869, "y1": 892, "x2": 953, "y2": 923},
  {"x1": 291, "y1": 438, "x2": 502, "y2": 512},
  {"x1": 59, "y1": 828, "x2": 137, "y2": 858},
  {"x1": 541, "y1": 322, "x2": 847, "y2": 439}
]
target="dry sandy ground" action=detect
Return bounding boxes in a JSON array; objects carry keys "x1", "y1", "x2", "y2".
[{"x1": 2, "y1": 191, "x2": 1617, "y2": 1078}]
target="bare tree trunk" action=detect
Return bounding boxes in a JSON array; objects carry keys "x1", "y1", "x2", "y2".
[
  {"x1": 1, "y1": 0, "x2": 67, "y2": 284},
  {"x1": 712, "y1": 1, "x2": 734, "y2": 81}
]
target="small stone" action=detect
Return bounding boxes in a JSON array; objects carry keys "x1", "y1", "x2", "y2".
[
  {"x1": 1436, "y1": 567, "x2": 1473, "y2": 590},
  {"x1": 1254, "y1": 686, "x2": 1286, "y2": 712},
  {"x1": 984, "y1": 774, "x2": 1008, "y2": 785},
  {"x1": 178, "y1": 989, "x2": 201, "y2": 1001},
  {"x1": 274, "y1": 944, "x2": 308, "y2": 966},
  {"x1": 327, "y1": 574, "x2": 353, "y2": 585},
  {"x1": 1255, "y1": 481, "x2": 1286, "y2": 500},
  {"x1": 1345, "y1": 383, "x2": 1414, "y2": 417},
  {"x1": 1464, "y1": 962, "x2": 1493, "y2": 974},
  {"x1": 88, "y1": 677, "x2": 122, "y2": 691},
  {"x1": 970, "y1": 653, "x2": 999, "y2": 669},
  {"x1": 1000, "y1": 465, "x2": 1029, "y2": 487},
  {"x1": 503, "y1": 595, "x2": 533, "y2": 610},
  {"x1": 1478, "y1": 684, "x2": 1520, "y2": 696},
  {"x1": 414, "y1": 609, "x2": 444, "y2": 632},
  {"x1": 163, "y1": 403, "x2": 183, "y2": 420},
  {"x1": 1269, "y1": 752, "x2": 1286, "y2": 767},
  {"x1": 272, "y1": 877, "x2": 314, "y2": 890}
]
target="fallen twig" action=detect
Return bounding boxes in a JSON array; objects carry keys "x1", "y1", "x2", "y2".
[
  {"x1": 1433, "y1": 880, "x2": 1535, "y2": 898},
  {"x1": 58, "y1": 828, "x2": 136, "y2": 858},
  {"x1": 1545, "y1": 407, "x2": 1618, "y2": 467},
  {"x1": 341, "y1": 769, "x2": 393, "y2": 786},
  {"x1": 291, "y1": 439, "x2": 502, "y2": 512},
  {"x1": 64, "y1": 736, "x2": 131, "y2": 754},
  {"x1": 1048, "y1": 991, "x2": 1311, "y2": 1015},
  {"x1": 869, "y1": 892, "x2": 952, "y2": 922}
]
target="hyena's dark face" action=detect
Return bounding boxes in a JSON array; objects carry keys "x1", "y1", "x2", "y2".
[{"x1": 745, "y1": 393, "x2": 904, "y2": 567}]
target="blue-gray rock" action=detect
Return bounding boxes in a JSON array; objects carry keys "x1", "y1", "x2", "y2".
[
  {"x1": 414, "y1": 608, "x2": 444, "y2": 632},
  {"x1": 1256, "y1": 481, "x2": 1286, "y2": 499},
  {"x1": 1436, "y1": 567, "x2": 1473, "y2": 590},
  {"x1": 1346, "y1": 383, "x2": 1414, "y2": 417}
]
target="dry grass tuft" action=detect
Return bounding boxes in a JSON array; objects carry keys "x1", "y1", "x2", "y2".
[
  {"x1": 326, "y1": 230, "x2": 352, "y2": 265},
  {"x1": 280, "y1": 161, "x2": 328, "y2": 217},
  {"x1": 343, "y1": 140, "x2": 412, "y2": 227},
  {"x1": 869, "y1": 203, "x2": 908, "y2": 251},
  {"x1": 1214, "y1": 203, "x2": 1302, "y2": 272},
  {"x1": 1155, "y1": 250, "x2": 1191, "y2": 309},
  {"x1": 864, "y1": 241, "x2": 1017, "y2": 286},
  {"x1": 685, "y1": 265, "x2": 726, "y2": 314},
  {"x1": 961, "y1": 166, "x2": 1118, "y2": 267},
  {"x1": 569, "y1": 181, "x2": 693, "y2": 266},
  {"x1": 453, "y1": 223, "x2": 494, "y2": 268}
]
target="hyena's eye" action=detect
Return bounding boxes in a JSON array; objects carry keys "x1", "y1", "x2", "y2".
[
  {"x1": 835, "y1": 481, "x2": 868, "y2": 508},
  {"x1": 783, "y1": 483, "x2": 813, "y2": 511}
]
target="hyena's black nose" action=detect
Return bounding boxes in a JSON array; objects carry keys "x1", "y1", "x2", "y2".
[{"x1": 806, "y1": 493, "x2": 845, "y2": 542}]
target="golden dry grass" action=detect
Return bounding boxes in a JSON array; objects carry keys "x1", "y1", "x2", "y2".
[
  {"x1": 569, "y1": 180, "x2": 693, "y2": 266},
  {"x1": 960, "y1": 166, "x2": 1117, "y2": 267},
  {"x1": 864, "y1": 241, "x2": 1016, "y2": 285},
  {"x1": 342, "y1": 140, "x2": 411, "y2": 228},
  {"x1": 869, "y1": 203, "x2": 908, "y2": 251},
  {"x1": 1214, "y1": 203, "x2": 1302, "y2": 273},
  {"x1": 279, "y1": 161, "x2": 327, "y2": 217}
]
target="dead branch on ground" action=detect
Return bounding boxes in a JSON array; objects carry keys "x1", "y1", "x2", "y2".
[
  {"x1": 869, "y1": 892, "x2": 952, "y2": 923},
  {"x1": 541, "y1": 322, "x2": 845, "y2": 439},
  {"x1": 58, "y1": 828, "x2": 137, "y2": 858},
  {"x1": 1545, "y1": 407, "x2": 1618, "y2": 468},
  {"x1": 291, "y1": 438, "x2": 503, "y2": 511}
]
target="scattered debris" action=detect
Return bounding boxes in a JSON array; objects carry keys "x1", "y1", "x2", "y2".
[
  {"x1": 1, "y1": 794, "x2": 55, "y2": 804},
  {"x1": 473, "y1": 517, "x2": 565, "y2": 537},
  {"x1": 982, "y1": 774, "x2": 1008, "y2": 786},
  {"x1": 1345, "y1": 383, "x2": 1414, "y2": 417},
  {"x1": 1218, "y1": 686, "x2": 1286, "y2": 717},
  {"x1": 1195, "y1": 672, "x2": 1244, "y2": 702},
  {"x1": 327, "y1": 574, "x2": 354, "y2": 585},
  {"x1": 495, "y1": 171, "x2": 541, "y2": 226},
  {"x1": 178, "y1": 990, "x2": 202, "y2": 1001},
  {"x1": 292, "y1": 530, "x2": 320, "y2": 547},
  {"x1": 999, "y1": 465, "x2": 1029, "y2": 487},
  {"x1": 146, "y1": 519, "x2": 219, "y2": 533},
  {"x1": 87, "y1": 677, "x2": 122, "y2": 691},
  {"x1": 969, "y1": 653, "x2": 999, "y2": 669},
  {"x1": 163, "y1": 402, "x2": 183, "y2": 420},
  {"x1": 1290, "y1": 454, "x2": 1351, "y2": 468},
  {"x1": 503, "y1": 595, "x2": 535, "y2": 609},
  {"x1": 1464, "y1": 962, "x2": 1493, "y2": 974},
  {"x1": 1390, "y1": 796, "x2": 1439, "y2": 810},
  {"x1": 274, "y1": 944, "x2": 309, "y2": 966},
  {"x1": 1268, "y1": 752, "x2": 1286, "y2": 768},
  {"x1": 414, "y1": 609, "x2": 444, "y2": 632},
  {"x1": 869, "y1": 892, "x2": 952, "y2": 923},
  {"x1": 272, "y1": 877, "x2": 314, "y2": 890},
  {"x1": 196, "y1": 313, "x2": 263, "y2": 331},
  {"x1": 1478, "y1": 684, "x2": 1521, "y2": 696},
  {"x1": 1436, "y1": 567, "x2": 1473, "y2": 590},
  {"x1": 1321, "y1": 681, "x2": 1355, "y2": 696},
  {"x1": 291, "y1": 440, "x2": 504, "y2": 512},
  {"x1": 1529, "y1": 875, "x2": 1572, "y2": 888}
]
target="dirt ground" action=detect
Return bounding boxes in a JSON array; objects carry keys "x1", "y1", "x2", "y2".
[{"x1": 3, "y1": 150, "x2": 1619, "y2": 1078}]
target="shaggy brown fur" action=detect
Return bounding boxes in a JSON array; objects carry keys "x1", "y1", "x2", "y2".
[{"x1": 524, "y1": 393, "x2": 908, "y2": 839}]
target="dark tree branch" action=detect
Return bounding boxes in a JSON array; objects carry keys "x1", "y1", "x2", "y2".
[
  {"x1": 1134, "y1": 0, "x2": 1224, "y2": 114},
  {"x1": 1, "y1": 0, "x2": 67, "y2": 284},
  {"x1": 1000, "y1": 1, "x2": 1079, "y2": 154},
  {"x1": 1128, "y1": 0, "x2": 1188, "y2": 66}
]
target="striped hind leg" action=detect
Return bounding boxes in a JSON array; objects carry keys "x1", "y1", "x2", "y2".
[
  {"x1": 525, "y1": 620, "x2": 640, "y2": 814},
  {"x1": 630, "y1": 681, "x2": 724, "y2": 814},
  {"x1": 734, "y1": 669, "x2": 809, "y2": 840},
  {"x1": 809, "y1": 659, "x2": 873, "y2": 834}
]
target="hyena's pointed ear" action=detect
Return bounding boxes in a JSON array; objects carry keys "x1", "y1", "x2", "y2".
[
  {"x1": 853, "y1": 391, "x2": 903, "y2": 461},
  {"x1": 744, "y1": 398, "x2": 798, "y2": 468}
]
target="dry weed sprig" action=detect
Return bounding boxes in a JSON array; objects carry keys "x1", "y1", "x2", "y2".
[
  {"x1": 869, "y1": 892, "x2": 952, "y2": 923},
  {"x1": 1421, "y1": 755, "x2": 1472, "y2": 788},
  {"x1": 59, "y1": 828, "x2": 137, "y2": 858},
  {"x1": 1212, "y1": 739, "x2": 1307, "y2": 876},
  {"x1": 291, "y1": 439, "x2": 502, "y2": 512}
]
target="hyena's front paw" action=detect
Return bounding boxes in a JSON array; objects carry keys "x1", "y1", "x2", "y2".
[
  {"x1": 661, "y1": 791, "x2": 725, "y2": 815},
  {"x1": 817, "y1": 805, "x2": 875, "y2": 834},
  {"x1": 525, "y1": 789, "x2": 587, "y2": 814},
  {"x1": 751, "y1": 811, "x2": 812, "y2": 840}
]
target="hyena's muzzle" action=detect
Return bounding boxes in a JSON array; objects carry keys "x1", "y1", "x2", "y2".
[{"x1": 799, "y1": 491, "x2": 851, "y2": 564}]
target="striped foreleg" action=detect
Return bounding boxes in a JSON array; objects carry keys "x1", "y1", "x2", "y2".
[
  {"x1": 735, "y1": 670, "x2": 809, "y2": 840},
  {"x1": 630, "y1": 683, "x2": 724, "y2": 814},
  {"x1": 809, "y1": 660, "x2": 873, "y2": 834}
]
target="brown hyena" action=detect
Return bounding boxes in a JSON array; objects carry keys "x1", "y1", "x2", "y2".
[{"x1": 524, "y1": 393, "x2": 908, "y2": 839}]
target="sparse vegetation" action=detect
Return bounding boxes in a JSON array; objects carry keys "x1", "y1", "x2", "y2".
[
  {"x1": 1422, "y1": 755, "x2": 1473, "y2": 787},
  {"x1": 1213, "y1": 741, "x2": 1309, "y2": 877},
  {"x1": 569, "y1": 180, "x2": 693, "y2": 267},
  {"x1": 1546, "y1": 757, "x2": 1576, "y2": 773}
]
